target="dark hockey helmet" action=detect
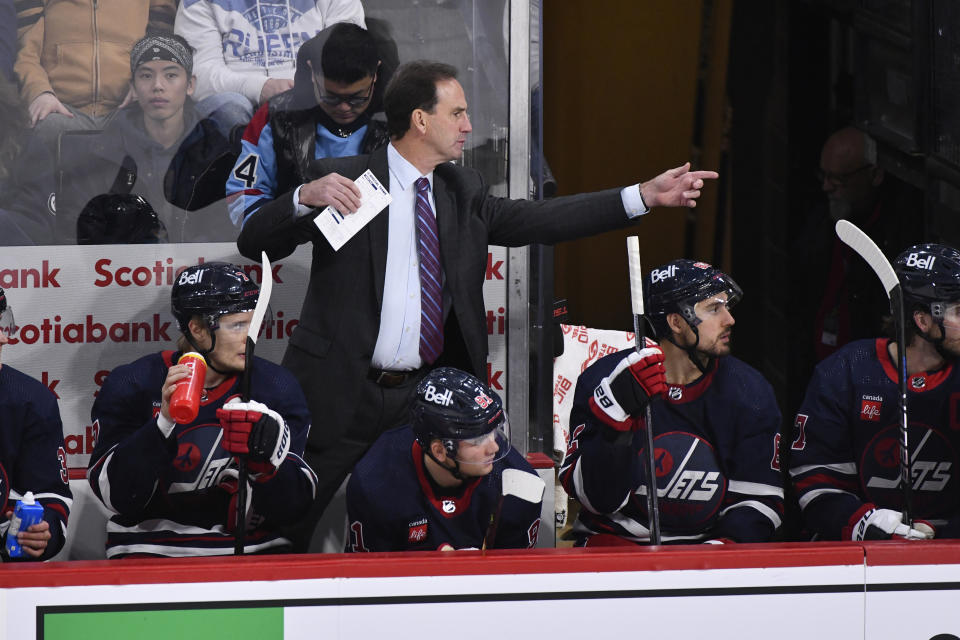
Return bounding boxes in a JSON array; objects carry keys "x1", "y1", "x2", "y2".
[
  {"x1": 644, "y1": 259, "x2": 743, "y2": 338},
  {"x1": 895, "y1": 244, "x2": 960, "y2": 320},
  {"x1": 412, "y1": 367, "x2": 510, "y2": 464},
  {"x1": 170, "y1": 262, "x2": 259, "y2": 334},
  {"x1": 77, "y1": 193, "x2": 167, "y2": 245}
]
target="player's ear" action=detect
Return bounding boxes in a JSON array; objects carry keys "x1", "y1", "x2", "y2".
[
  {"x1": 913, "y1": 309, "x2": 934, "y2": 334},
  {"x1": 666, "y1": 312, "x2": 686, "y2": 336},
  {"x1": 430, "y1": 439, "x2": 448, "y2": 462}
]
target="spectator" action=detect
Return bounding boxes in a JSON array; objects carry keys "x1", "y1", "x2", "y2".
[
  {"x1": 787, "y1": 126, "x2": 923, "y2": 412},
  {"x1": 57, "y1": 34, "x2": 237, "y2": 243},
  {"x1": 346, "y1": 368, "x2": 542, "y2": 552},
  {"x1": 87, "y1": 262, "x2": 316, "y2": 558},
  {"x1": 0, "y1": 288, "x2": 72, "y2": 561},
  {"x1": 0, "y1": 74, "x2": 55, "y2": 245},
  {"x1": 560, "y1": 259, "x2": 784, "y2": 545},
  {"x1": 174, "y1": 0, "x2": 365, "y2": 134},
  {"x1": 237, "y1": 60, "x2": 718, "y2": 549},
  {"x1": 14, "y1": 0, "x2": 176, "y2": 150},
  {"x1": 227, "y1": 22, "x2": 388, "y2": 227}
]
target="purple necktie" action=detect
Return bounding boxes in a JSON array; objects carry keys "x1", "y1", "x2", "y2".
[{"x1": 415, "y1": 177, "x2": 443, "y2": 364}]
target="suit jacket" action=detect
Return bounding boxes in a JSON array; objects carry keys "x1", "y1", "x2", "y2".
[{"x1": 237, "y1": 145, "x2": 635, "y2": 451}]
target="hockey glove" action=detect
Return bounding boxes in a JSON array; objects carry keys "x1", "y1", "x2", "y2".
[
  {"x1": 590, "y1": 346, "x2": 666, "y2": 431},
  {"x1": 217, "y1": 399, "x2": 291, "y2": 479},
  {"x1": 849, "y1": 506, "x2": 935, "y2": 541}
]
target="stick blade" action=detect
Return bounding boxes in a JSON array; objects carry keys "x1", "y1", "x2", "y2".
[
  {"x1": 248, "y1": 251, "x2": 273, "y2": 345},
  {"x1": 835, "y1": 220, "x2": 899, "y2": 295},
  {"x1": 501, "y1": 468, "x2": 544, "y2": 503}
]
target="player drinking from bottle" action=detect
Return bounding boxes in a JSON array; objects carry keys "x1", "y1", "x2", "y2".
[
  {"x1": 560, "y1": 259, "x2": 784, "y2": 545},
  {"x1": 791, "y1": 243, "x2": 960, "y2": 540},
  {"x1": 87, "y1": 262, "x2": 316, "y2": 557}
]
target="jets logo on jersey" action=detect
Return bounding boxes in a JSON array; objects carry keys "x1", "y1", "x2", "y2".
[
  {"x1": 408, "y1": 518, "x2": 428, "y2": 543},
  {"x1": 167, "y1": 423, "x2": 233, "y2": 495},
  {"x1": 636, "y1": 431, "x2": 727, "y2": 533},
  {"x1": 442, "y1": 500, "x2": 456, "y2": 513},
  {"x1": 423, "y1": 384, "x2": 454, "y2": 407},
  {"x1": 861, "y1": 398, "x2": 882, "y2": 422},
  {"x1": 173, "y1": 442, "x2": 202, "y2": 472},
  {"x1": 667, "y1": 386, "x2": 683, "y2": 401},
  {"x1": 861, "y1": 423, "x2": 960, "y2": 517}
]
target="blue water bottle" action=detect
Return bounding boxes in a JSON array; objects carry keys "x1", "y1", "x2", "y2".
[{"x1": 6, "y1": 492, "x2": 44, "y2": 558}]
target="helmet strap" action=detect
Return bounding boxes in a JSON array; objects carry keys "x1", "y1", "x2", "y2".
[
  {"x1": 667, "y1": 322, "x2": 712, "y2": 375},
  {"x1": 423, "y1": 442, "x2": 466, "y2": 483},
  {"x1": 183, "y1": 321, "x2": 228, "y2": 373}
]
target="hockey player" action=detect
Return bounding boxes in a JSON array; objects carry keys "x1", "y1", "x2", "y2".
[
  {"x1": 0, "y1": 287, "x2": 72, "y2": 560},
  {"x1": 791, "y1": 243, "x2": 960, "y2": 540},
  {"x1": 87, "y1": 262, "x2": 317, "y2": 557},
  {"x1": 560, "y1": 259, "x2": 784, "y2": 545},
  {"x1": 345, "y1": 367, "x2": 542, "y2": 552}
]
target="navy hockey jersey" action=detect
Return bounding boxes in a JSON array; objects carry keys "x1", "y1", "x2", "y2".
[
  {"x1": 560, "y1": 350, "x2": 784, "y2": 544},
  {"x1": 87, "y1": 351, "x2": 317, "y2": 558},
  {"x1": 346, "y1": 425, "x2": 542, "y2": 552},
  {"x1": 0, "y1": 365, "x2": 72, "y2": 560},
  {"x1": 790, "y1": 338, "x2": 960, "y2": 539}
]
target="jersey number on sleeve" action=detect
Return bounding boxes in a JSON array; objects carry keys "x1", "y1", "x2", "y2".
[{"x1": 233, "y1": 155, "x2": 259, "y2": 188}]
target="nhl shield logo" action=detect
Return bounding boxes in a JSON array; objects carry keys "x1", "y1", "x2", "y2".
[
  {"x1": 910, "y1": 375, "x2": 926, "y2": 390},
  {"x1": 408, "y1": 519, "x2": 428, "y2": 543},
  {"x1": 667, "y1": 386, "x2": 683, "y2": 401},
  {"x1": 442, "y1": 500, "x2": 456, "y2": 514}
]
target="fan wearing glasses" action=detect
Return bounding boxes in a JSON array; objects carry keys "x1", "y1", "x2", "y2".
[
  {"x1": 818, "y1": 126, "x2": 885, "y2": 223},
  {"x1": 0, "y1": 287, "x2": 72, "y2": 561},
  {"x1": 226, "y1": 23, "x2": 389, "y2": 228}
]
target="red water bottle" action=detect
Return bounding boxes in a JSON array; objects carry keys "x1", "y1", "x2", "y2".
[{"x1": 169, "y1": 352, "x2": 207, "y2": 424}]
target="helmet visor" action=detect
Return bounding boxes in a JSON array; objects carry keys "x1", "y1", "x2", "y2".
[
  {"x1": 450, "y1": 417, "x2": 511, "y2": 466},
  {"x1": 941, "y1": 302, "x2": 960, "y2": 329},
  {"x1": 0, "y1": 307, "x2": 17, "y2": 338}
]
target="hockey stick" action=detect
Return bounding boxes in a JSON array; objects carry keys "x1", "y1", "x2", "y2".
[
  {"x1": 835, "y1": 220, "x2": 912, "y2": 525},
  {"x1": 235, "y1": 251, "x2": 274, "y2": 555},
  {"x1": 627, "y1": 236, "x2": 662, "y2": 545},
  {"x1": 482, "y1": 468, "x2": 545, "y2": 550}
]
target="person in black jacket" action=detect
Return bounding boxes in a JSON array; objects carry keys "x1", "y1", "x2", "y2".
[{"x1": 56, "y1": 33, "x2": 237, "y2": 244}]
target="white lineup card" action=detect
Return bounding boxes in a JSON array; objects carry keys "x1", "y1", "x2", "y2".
[{"x1": 314, "y1": 169, "x2": 392, "y2": 251}]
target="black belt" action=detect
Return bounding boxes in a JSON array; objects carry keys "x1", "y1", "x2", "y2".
[{"x1": 367, "y1": 367, "x2": 423, "y2": 388}]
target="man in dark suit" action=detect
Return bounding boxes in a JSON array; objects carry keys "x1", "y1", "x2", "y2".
[{"x1": 237, "y1": 60, "x2": 717, "y2": 550}]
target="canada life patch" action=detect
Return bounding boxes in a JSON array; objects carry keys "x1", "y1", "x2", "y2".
[
  {"x1": 408, "y1": 518, "x2": 428, "y2": 543},
  {"x1": 860, "y1": 397, "x2": 882, "y2": 422}
]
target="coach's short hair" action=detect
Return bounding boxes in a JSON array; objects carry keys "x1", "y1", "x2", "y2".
[{"x1": 384, "y1": 60, "x2": 458, "y2": 139}]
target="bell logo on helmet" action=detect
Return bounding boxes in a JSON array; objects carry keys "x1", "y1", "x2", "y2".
[
  {"x1": 423, "y1": 384, "x2": 454, "y2": 407},
  {"x1": 650, "y1": 265, "x2": 678, "y2": 284},
  {"x1": 905, "y1": 252, "x2": 936, "y2": 270},
  {"x1": 177, "y1": 269, "x2": 203, "y2": 286}
]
